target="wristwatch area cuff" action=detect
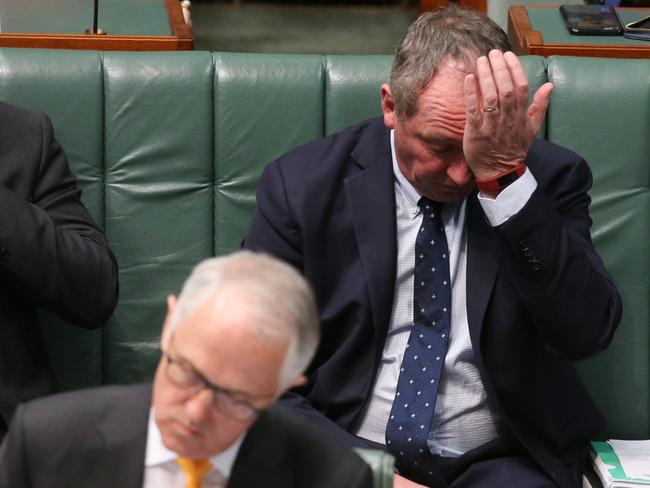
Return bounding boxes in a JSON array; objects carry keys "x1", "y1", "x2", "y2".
[{"x1": 475, "y1": 163, "x2": 527, "y2": 192}]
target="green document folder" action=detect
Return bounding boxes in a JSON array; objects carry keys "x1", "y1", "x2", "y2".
[{"x1": 591, "y1": 441, "x2": 650, "y2": 487}]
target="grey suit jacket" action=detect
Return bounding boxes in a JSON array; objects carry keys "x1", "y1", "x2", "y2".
[{"x1": 0, "y1": 383, "x2": 374, "y2": 488}]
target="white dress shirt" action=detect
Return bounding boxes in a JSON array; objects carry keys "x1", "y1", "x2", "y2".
[
  {"x1": 355, "y1": 130, "x2": 537, "y2": 457},
  {"x1": 143, "y1": 409, "x2": 245, "y2": 488}
]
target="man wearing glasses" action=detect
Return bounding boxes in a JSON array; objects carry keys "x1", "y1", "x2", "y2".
[{"x1": 0, "y1": 251, "x2": 373, "y2": 488}]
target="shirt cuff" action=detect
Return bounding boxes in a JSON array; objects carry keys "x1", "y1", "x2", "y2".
[{"x1": 477, "y1": 168, "x2": 537, "y2": 227}]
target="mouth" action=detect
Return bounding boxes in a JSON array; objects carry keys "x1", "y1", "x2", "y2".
[{"x1": 176, "y1": 420, "x2": 202, "y2": 438}]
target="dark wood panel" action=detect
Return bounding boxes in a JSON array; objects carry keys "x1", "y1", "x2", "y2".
[
  {"x1": 0, "y1": 0, "x2": 192, "y2": 51},
  {"x1": 508, "y1": 5, "x2": 650, "y2": 59}
]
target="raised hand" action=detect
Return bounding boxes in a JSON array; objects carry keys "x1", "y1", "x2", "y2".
[{"x1": 463, "y1": 50, "x2": 553, "y2": 181}]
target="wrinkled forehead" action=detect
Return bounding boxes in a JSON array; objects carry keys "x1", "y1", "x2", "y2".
[
  {"x1": 408, "y1": 59, "x2": 471, "y2": 138},
  {"x1": 438, "y1": 54, "x2": 478, "y2": 78},
  {"x1": 411, "y1": 55, "x2": 477, "y2": 112},
  {"x1": 419, "y1": 60, "x2": 470, "y2": 108}
]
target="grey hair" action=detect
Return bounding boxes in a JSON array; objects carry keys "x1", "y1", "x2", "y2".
[
  {"x1": 169, "y1": 251, "x2": 320, "y2": 391},
  {"x1": 390, "y1": 5, "x2": 511, "y2": 118}
]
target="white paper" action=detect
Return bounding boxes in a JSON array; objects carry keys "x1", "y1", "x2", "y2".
[{"x1": 609, "y1": 440, "x2": 650, "y2": 481}]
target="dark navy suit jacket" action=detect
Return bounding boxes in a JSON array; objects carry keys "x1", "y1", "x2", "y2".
[{"x1": 244, "y1": 117, "x2": 622, "y2": 487}]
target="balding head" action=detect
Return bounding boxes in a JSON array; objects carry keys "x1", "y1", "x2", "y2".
[{"x1": 152, "y1": 251, "x2": 319, "y2": 459}]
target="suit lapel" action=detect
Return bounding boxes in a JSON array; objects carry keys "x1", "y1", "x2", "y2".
[
  {"x1": 465, "y1": 194, "x2": 501, "y2": 360},
  {"x1": 94, "y1": 384, "x2": 151, "y2": 488},
  {"x1": 229, "y1": 411, "x2": 292, "y2": 487},
  {"x1": 345, "y1": 120, "x2": 397, "y2": 354}
]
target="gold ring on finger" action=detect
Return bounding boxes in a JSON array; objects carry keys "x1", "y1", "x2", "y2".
[{"x1": 482, "y1": 106, "x2": 498, "y2": 113}]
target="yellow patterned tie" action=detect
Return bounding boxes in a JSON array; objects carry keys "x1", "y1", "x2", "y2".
[{"x1": 176, "y1": 457, "x2": 213, "y2": 488}]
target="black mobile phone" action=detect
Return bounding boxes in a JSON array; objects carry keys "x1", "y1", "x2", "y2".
[{"x1": 559, "y1": 5, "x2": 623, "y2": 36}]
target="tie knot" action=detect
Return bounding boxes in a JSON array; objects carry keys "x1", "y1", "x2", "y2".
[
  {"x1": 177, "y1": 457, "x2": 213, "y2": 488},
  {"x1": 417, "y1": 197, "x2": 442, "y2": 215}
]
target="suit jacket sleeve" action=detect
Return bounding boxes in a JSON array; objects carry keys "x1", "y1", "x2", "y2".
[
  {"x1": 245, "y1": 160, "x2": 304, "y2": 269},
  {"x1": 245, "y1": 161, "x2": 379, "y2": 449},
  {"x1": 493, "y1": 147, "x2": 622, "y2": 359},
  {"x1": 0, "y1": 112, "x2": 118, "y2": 328}
]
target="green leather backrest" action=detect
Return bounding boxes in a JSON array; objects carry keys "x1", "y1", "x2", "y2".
[
  {"x1": 102, "y1": 51, "x2": 216, "y2": 382},
  {"x1": 0, "y1": 50, "x2": 642, "y2": 439},
  {"x1": 213, "y1": 53, "x2": 325, "y2": 256},
  {"x1": 546, "y1": 56, "x2": 650, "y2": 439}
]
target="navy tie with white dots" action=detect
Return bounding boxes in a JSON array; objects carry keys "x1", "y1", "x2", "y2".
[{"x1": 385, "y1": 197, "x2": 451, "y2": 485}]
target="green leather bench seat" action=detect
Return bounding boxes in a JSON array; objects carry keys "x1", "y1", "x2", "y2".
[{"x1": 0, "y1": 49, "x2": 646, "y2": 440}]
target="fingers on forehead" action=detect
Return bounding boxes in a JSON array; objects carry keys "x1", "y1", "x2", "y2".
[
  {"x1": 504, "y1": 51, "x2": 529, "y2": 100},
  {"x1": 488, "y1": 50, "x2": 514, "y2": 93},
  {"x1": 476, "y1": 56, "x2": 498, "y2": 106}
]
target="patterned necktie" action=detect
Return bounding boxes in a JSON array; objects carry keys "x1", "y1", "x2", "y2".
[
  {"x1": 385, "y1": 197, "x2": 451, "y2": 486},
  {"x1": 177, "y1": 457, "x2": 213, "y2": 488}
]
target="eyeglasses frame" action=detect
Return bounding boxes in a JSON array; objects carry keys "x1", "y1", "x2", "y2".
[{"x1": 163, "y1": 334, "x2": 266, "y2": 422}]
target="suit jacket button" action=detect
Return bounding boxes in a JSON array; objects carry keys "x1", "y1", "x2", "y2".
[{"x1": 0, "y1": 248, "x2": 9, "y2": 262}]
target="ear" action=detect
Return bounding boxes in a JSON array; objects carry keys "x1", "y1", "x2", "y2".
[
  {"x1": 160, "y1": 294, "x2": 177, "y2": 351},
  {"x1": 276, "y1": 374, "x2": 308, "y2": 399},
  {"x1": 380, "y1": 84, "x2": 396, "y2": 130},
  {"x1": 288, "y1": 374, "x2": 308, "y2": 389}
]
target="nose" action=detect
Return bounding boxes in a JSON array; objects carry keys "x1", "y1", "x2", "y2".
[
  {"x1": 185, "y1": 388, "x2": 214, "y2": 425},
  {"x1": 446, "y1": 157, "x2": 472, "y2": 187}
]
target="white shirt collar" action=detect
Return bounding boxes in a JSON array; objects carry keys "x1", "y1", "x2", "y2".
[
  {"x1": 390, "y1": 129, "x2": 422, "y2": 211},
  {"x1": 144, "y1": 408, "x2": 245, "y2": 480}
]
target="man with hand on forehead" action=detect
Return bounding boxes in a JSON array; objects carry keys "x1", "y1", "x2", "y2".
[
  {"x1": 0, "y1": 251, "x2": 373, "y2": 488},
  {"x1": 244, "y1": 6, "x2": 622, "y2": 488}
]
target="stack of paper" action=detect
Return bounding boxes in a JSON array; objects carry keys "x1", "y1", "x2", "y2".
[{"x1": 591, "y1": 440, "x2": 650, "y2": 488}]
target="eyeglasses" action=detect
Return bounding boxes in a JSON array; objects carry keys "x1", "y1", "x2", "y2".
[{"x1": 163, "y1": 339, "x2": 264, "y2": 422}]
